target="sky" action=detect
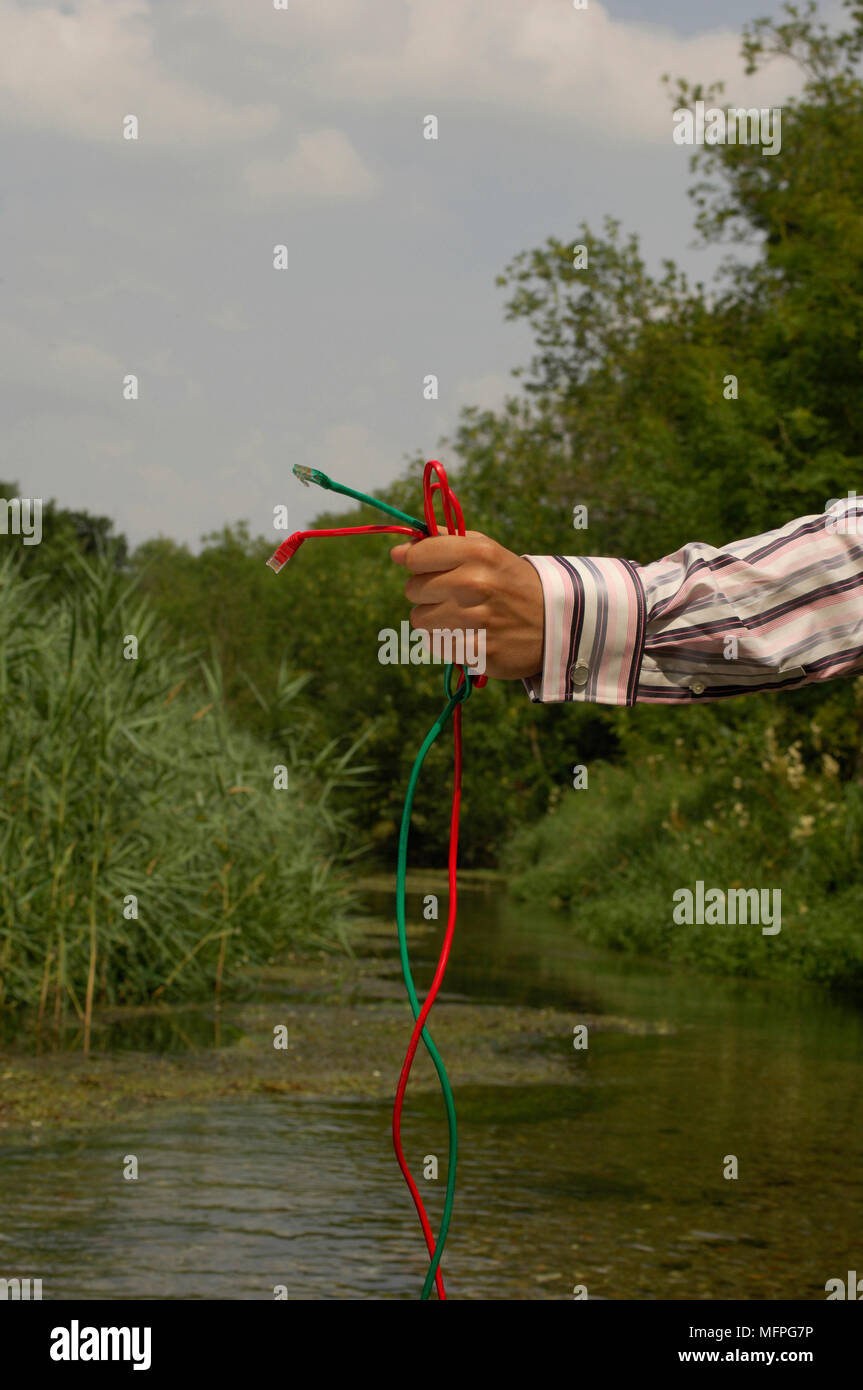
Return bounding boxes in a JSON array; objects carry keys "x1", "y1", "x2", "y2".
[{"x1": 0, "y1": 0, "x2": 844, "y2": 549}]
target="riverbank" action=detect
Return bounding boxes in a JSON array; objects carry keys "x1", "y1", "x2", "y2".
[
  {"x1": 0, "y1": 898, "x2": 670, "y2": 1139},
  {"x1": 505, "y1": 755, "x2": 863, "y2": 990}
]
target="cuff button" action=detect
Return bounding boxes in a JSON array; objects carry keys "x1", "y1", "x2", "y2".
[{"x1": 570, "y1": 662, "x2": 590, "y2": 687}]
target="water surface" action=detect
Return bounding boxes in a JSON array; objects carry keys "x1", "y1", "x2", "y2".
[{"x1": 2, "y1": 886, "x2": 861, "y2": 1299}]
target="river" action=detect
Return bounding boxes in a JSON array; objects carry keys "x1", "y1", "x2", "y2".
[{"x1": 2, "y1": 883, "x2": 861, "y2": 1299}]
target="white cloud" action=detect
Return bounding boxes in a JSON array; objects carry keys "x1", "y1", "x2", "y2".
[
  {"x1": 0, "y1": 0, "x2": 805, "y2": 159},
  {"x1": 0, "y1": 0, "x2": 277, "y2": 147},
  {"x1": 242, "y1": 130, "x2": 379, "y2": 205},
  {"x1": 204, "y1": 0, "x2": 375, "y2": 47},
  {"x1": 0, "y1": 0, "x2": 818, "y2": 551},
  {"x1": 215, "y1": 0, "x2": 802, "y2": 145}
]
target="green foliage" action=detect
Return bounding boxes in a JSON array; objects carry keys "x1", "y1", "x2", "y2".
[
  {"x1": 0, "y1": 482, "x2": 129, "y2": 587},
  {"x1": 130, "y1": 2, "x2": 863, "y2": 875},
  {"x1": 507, "y1": 691, "x2": 863, "y2": 987},
  {"x1": 0, "y1": 551, "x2": 364, "y2": 1015},
  {"x1": 12, "y1": 1, "x2": 863, "y2": 983},
  {"x1": 133, "y1": 510, "x2": 600, "y2": 865}
]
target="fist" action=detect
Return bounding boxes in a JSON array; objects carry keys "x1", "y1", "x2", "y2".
[{"x1": 389, "y1": 530, "x2": 544, "y2": 681}]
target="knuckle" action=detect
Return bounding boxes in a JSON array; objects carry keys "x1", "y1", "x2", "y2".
[{"x1": 464, "y1": 566, "x2": 494, "y2": 597}]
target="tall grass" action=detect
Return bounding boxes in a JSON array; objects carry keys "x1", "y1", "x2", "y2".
[{"x1": 0, "y1": 551, "x2": 367, "y2": 1040}]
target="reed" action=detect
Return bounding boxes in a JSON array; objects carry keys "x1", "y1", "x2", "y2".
[{"x1": 0, "y1": 550, "x2": 365, "y2": 1033}]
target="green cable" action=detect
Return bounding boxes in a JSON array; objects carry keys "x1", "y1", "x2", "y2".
[
  {"x1": 292, "y1": 464, "x2": 429, "y2": 534},
  {"x1": 292, "y1": 462, "x2": 466, "y2": 1298},
  {"x1": 396, "y1": 664, "x2": 473, "y2": 1300}
]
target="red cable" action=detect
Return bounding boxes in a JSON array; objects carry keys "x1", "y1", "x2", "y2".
[
  {"x1": 266, "y1": 524, "x2": 425, "y2": 572},
  {"x1": 390, "y1": 460, "x2": 484, "y2": 1301},
  {"x1": 390, "y1": 696, "x2": 463, "y2": 1300},
  {"x1": 268, "y1": 463, "x2": 479, "y2": 1299}
]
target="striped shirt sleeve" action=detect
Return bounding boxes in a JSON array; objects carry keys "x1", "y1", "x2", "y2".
[{"x1": 521, "y1": 499, "x2": 863, "y2": 705}]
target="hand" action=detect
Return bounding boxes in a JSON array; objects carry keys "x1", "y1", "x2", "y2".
[{"x1": 389, "y1": 531, "x2": 544, "y2": 680}]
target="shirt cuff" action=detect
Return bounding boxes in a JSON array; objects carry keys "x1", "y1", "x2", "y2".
[{"x1": 520, "y1": 555, "x2": 647, "y2": 705}]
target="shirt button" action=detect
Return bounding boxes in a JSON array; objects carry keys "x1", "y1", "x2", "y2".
[
  {"x1": 570, "y1": 662, "x2": 589, "y2": 687},
  {"x1": 691, "y1": 679, "x2": 706, "y2": 695}
]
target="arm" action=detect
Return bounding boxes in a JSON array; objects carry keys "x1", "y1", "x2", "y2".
[{"x1": 391, "y1": 498, "x2": 863, "y2": 705}]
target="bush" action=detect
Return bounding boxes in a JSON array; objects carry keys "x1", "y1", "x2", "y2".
[
  {"x1": 505, "y1": 697, "x2": 863, "y2": 989},
  {"x1": 0, "y1": 552, "x2": 365, "y2": 1025}
]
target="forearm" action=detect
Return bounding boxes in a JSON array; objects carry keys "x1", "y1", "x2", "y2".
[{"x1": 523, "y1": 501, "x2": 863, "y2": 705}]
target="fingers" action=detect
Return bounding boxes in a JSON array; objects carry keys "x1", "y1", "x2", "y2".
[
  {"x1": 389, "y1": 532, "x2": 490, "y2": 573},
  {"x1": 408, "y1": 603, "x2": 439, "y2": 632},
  {"x1": 389, "y1": 541, "x2": 415, "y2": 566},
  {"x1": 404, "y1": 569, "x2": 460, "y2": 604},
  {"x1": 409, "y1": 602, "x2": 481, "y2": 633}
]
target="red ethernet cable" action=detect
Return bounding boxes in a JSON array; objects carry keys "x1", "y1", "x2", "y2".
[{"x1": 268, "y1": 460, "x2": 484, "y2": 1300}]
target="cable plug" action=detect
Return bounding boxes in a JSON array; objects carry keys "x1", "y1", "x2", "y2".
[
  {"x1": 292, "y1": 465, "x2": 329, "y2": 490},
  {"x1": 266, "y1": 533, "x2": 305, "y2": 572}
]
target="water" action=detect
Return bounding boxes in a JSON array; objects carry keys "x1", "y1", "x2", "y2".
[{"x1": 2, "y1": 885, "x2": 861, "y2": 1299}]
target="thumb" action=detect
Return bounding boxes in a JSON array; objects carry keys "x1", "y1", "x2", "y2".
[{"x1": 389, "y1": 540, "x2": 418, "y2": 565}]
